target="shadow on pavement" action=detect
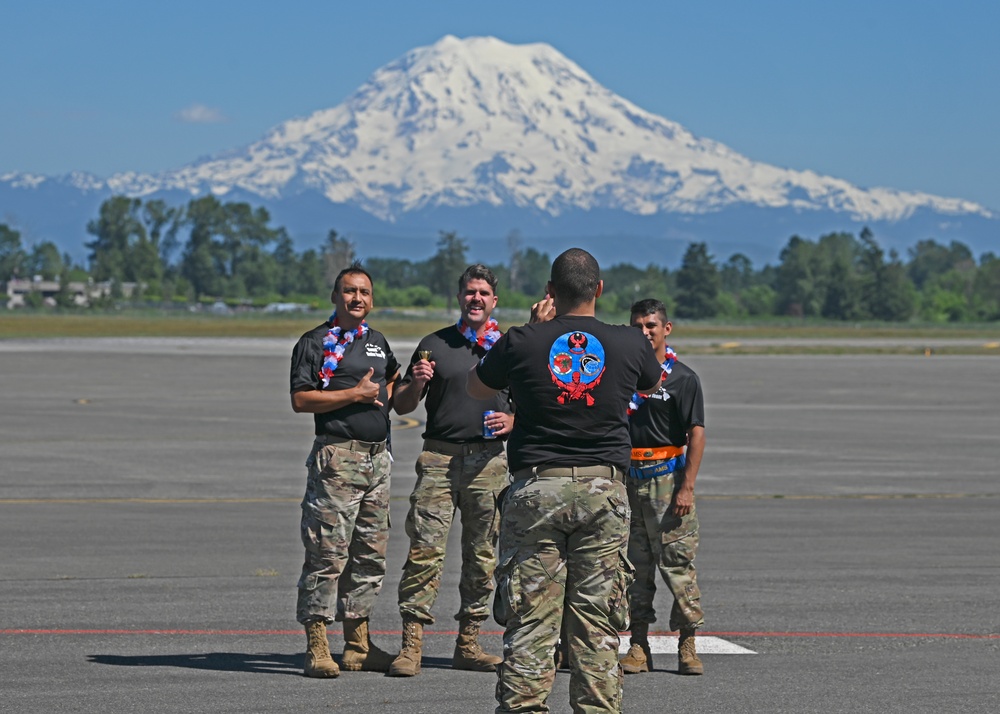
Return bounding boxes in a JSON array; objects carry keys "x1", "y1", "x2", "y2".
[
  {"x1": 88, "y1": 652, "x2": 301, "y2": 676},
  {"x1": 417, "y1": 655, "x2": 466, "y2": 671}
]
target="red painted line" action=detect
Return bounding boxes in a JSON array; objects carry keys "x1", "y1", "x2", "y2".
[
  {"x1": 702, "y1": 630, "x2": 1000, "y2": 640},
  {"x1": 0, "y1": 629, "x2": 463, "y2": 636},
  {"x1": 2, "y1": 629, "x2": 303, "y2": 636},
  {"x1": 2, "y1": 628, "x2": 998, "y2": 639}
]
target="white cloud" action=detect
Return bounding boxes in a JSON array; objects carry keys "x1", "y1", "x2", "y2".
[{"x1": 174, "y1": 104, "x2": 229, "y2": 124}]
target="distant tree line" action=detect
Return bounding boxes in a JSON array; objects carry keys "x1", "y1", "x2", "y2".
[{"x1": 1, "y1": 195, "x2": 999, "y2": 322}]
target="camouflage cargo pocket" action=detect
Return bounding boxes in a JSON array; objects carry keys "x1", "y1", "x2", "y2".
[
  {"x1": 608, "y1": 553, "x2": 636, "y2": 631},
  {"x1": 492, "y1": 552, "x2": 519, "y2": 626},
  {"x1": 304, "y1": 441, "x2": 321, "y2": 469},
  {"x1": 660, "y1": 519, "x2": 699, "y2": 569}
]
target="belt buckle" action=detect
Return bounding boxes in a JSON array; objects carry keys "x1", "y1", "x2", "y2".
[{"x1": 642, "y1": 449, "x2": 654, "y2": 458}]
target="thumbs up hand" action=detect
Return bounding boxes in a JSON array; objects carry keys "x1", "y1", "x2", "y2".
[{"x1": 356, "y1": 368, "x2": 383, "y2": 406}]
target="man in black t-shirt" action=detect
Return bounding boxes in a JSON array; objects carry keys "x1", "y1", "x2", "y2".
[
  {"x1": 388, "y1": 264, "x2": 512, "y2": 677},
  {"x1": 289, "y1": 262, "x2": 400, "y2": 678},
  {"x1": 620, "y1": 298, "x2": 707, "y2": 677},
  {"x1": 469, "y1": 249, "x2": 662, "y2": 714}
]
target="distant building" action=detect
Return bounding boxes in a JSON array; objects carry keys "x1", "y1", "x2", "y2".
[
  {"x1": 263, "y1": 302, "x2": 311, "y2": 313},
  {"x1": 1, "y1": 278, "x2": 139, "y2": 308}
]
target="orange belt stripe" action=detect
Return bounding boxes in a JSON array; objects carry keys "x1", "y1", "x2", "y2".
[{"x1": 631, "y1": 446, "x2": 685, "y2": 461}]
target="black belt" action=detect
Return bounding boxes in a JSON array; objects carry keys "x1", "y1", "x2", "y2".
[
  {"x1": 314, "y1": 435, "x2": 387, "y2": 455},
  {"x1": 423, "y1": 438, "x2": 503, "y2": 456},
  {"x1": 511, "y1": 464, "x2": 622, "y2": 482}
]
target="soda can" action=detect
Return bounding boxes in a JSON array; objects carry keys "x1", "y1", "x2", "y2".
[{"x1": 482, "y1": 410, "x2": 498, "y2": 439}]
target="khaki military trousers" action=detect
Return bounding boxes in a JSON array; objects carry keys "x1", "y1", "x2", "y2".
[
  {"x1": 494, "y1": 468, "x2": 632, "y2": 714},
  {"x1": 296, "y1": 440, "x2": 392, "y2": 624},
  {"x1": 625, "y1": 466, "x2": 703, "y2": 631},
  {"x1": 397, "y1": 441, "x2": 508, "y2": 623}
]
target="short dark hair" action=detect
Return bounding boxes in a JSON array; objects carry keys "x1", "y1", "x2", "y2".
[
  {"x1": 332, "y1": 261, "x2": 373, "y2": 295},
  {"x1": 550, "y1": 248, "x2": 600, "y2": 307},
  {"x1": 457, "y1": 264, "x2": 499, "y2": 294},
  {"x1": 630, "y1": 298, "x2": 669, "y2": 324}
]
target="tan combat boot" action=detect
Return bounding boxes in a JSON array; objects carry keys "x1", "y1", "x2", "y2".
[
  {"x1": 340, "y1": 617, "x2": 395, "y2": 672},
  {"x1": 453, "y1": 617, "x2": 502, "y2": 671},
  {"x1": 619, "y1": 623, "x2": 652, "y2": 674},
  {"x1": 303, "y1": 620, "x2": 340, "y2": 678},
  {"x1": 388, "y1": 619, "x2": 424, "y2": 677},
  {"x1": 678, "y1": 628, "x2": 704, "y2": 675}
]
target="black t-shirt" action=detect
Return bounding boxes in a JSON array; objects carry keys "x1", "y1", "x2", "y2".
[
  {"x1": 628, "y1": 359, "x2": 705, "y2": 449},
  {"x1": 398, "y1": 325, "x2": 512, "y2": 442},
  {"x1": 476, "y1": 315, "x2": 662, "y2": 472},
  {"x1": 290, "y1": 322, "x2": 399, "y2": 442}
]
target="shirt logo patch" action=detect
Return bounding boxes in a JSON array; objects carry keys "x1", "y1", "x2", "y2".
[
  {"x1": 365, "y1": 344, "x2": 386, "y2": 359},
  {"x1": 547, "y1": 331, "x2": 606, "y2": 407}
]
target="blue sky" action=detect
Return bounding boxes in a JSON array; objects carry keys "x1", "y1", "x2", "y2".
[{"x1": 3, "y1": 0, "x2": 998, "y2": 210}]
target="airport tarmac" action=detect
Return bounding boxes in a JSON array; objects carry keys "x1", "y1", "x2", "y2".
[{"x1": 1, "y1": 338, "x2": 998, "y2": 713}]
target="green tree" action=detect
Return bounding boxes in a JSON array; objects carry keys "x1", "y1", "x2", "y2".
[
  {"x1": 601, "y1": 262, "x2": 672, "y2": 314},
  {"x1": 0, "y1": 224, "x2": 27, "y2": 280},
  {"x1": 602, "y1": 262, "x2": 646, "y2": 311},
  {"x1": 54, "y1": 265, "x2": 76, "y2": 308},
  {"x1": 273, "y1": 232, "x2": 299, "y2": 297},
  {"x1": 86, "y1": 196, "x2": 164, "y2": 283},
  {"x1": 855, "y1": 228, "x2": 915, "y2": 321},
  {"x1": 238, "y1": 244, "x2": 278, "y2": 297},
  {"x1": 675, "y1": 242, "x2": 719, "y2": 319},
  {"x1": 907, "y1": 239, "x2": 974, "y2": 289},
  {"x1": 720, "y1": 253, "x2": 754, "y2": 293},
  {"x1": 26, "y1": 240, "x2": 64, "y2": 281},
  {"x1": 971, "y1": 253, "x2": 1000, "y2": 320},
  {"x1": 178, "y1": 197, "x2": 282, "y2": 299},
  {"x1": 817, "y1": 232, "x2": 862, "y2": 320},
  {"x1": 742, "y1": 284, "x2": 777, "y2": 316},
  {"x1": 22, "y1": 288, "x2": 45, "y2": 309},
  {"x1": 507, "y1": 230, "x2": 524, "y2": 292},
  {"x1": 180, "y1": 196, "x2": 228, "y2": 297},
  {"x1": 776, "y1": 235, "x2": 820, "y2": 317},
  {"x1": 879, "y1": 250, "x2": 916, "y2": 322},
  {"x1": 721, "y1": 252, "x2": 770, "y2": 317},
  {"x1": 366, "y1": 257, "x2": 423, "y2": 289},
  {"x1": 430, "y1": 231, "x2": 468, "y2": 311},
  {"x1": 322, "y1": 230, "x2": 356, "y2": 288},
  {"x1": 297, "y1": 248, "x2": 326, "y2": 298},
  {"x1": 62, "y1": 252, "x2": 89, "y2": 282},
  {"x1": 514, "y1": 247, "x2": 551, "y2": 297},
  {"x1": 221, "y1": 202, "x2": 281, "y2": 280},
  {"x1": 142, "y1": 199, "x2": 181, "y2": 268}
]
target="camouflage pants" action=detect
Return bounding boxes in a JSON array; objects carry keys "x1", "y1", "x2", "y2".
[
  {"x1": 494, "y1": 472, "x2": 632, "y2": 714},
  {"x1": 296, "y1": 441, "x2": 392, "y2": 625},
  {"x1": 398, "y1": 443, "x2": 508, "y2": 623},
  {"x1": 625, "y1": 466, "x2": 703, "y2": 631}
]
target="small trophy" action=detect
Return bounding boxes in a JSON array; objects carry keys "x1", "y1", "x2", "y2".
[{"x1": 418, "y1": 350, "x2": 432, "y2": 361}]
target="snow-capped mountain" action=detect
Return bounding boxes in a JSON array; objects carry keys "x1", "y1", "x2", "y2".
[{"x1": 2, "y1": 35, "x2": 995, "y2": 264}]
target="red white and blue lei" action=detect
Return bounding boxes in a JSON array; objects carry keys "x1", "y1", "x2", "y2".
[
  {"x1": 627, "y1": 346, "x2": 677, "y2": 416},
  {"x1": 319, "y1": 312, "x2": 369, "y2": 388},
  {"x1": 456, "y1": 317, "x2": 502, "y2": 351}
]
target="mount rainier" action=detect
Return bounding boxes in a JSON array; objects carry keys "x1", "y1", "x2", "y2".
[{"x1": 2, "y1": 35, "x2": 995, "y2": 265}]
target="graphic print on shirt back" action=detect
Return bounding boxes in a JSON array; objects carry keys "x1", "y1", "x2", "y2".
[{"x1": 548, "y1": 331, "x2": 606, "y2": 406}]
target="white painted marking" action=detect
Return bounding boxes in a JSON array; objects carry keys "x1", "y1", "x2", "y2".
[{"x1": 619, "y1": 635, "x2": 756, "y2": 655}]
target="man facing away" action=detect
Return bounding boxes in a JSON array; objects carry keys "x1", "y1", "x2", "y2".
[
  {"x1": 620, "y1": 298, "x2": 706, "y2": 676},
  {"x1": 389, "y1": 264, "x2": 513, "y2": 677},
  {"x1": 468, "y1": 248, "x2": 662, "y2": 714},
  {"x1": 289, "y1": 262, "x2": 400, "y2": 678}
]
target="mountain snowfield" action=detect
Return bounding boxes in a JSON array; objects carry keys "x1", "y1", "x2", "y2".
[
  {"x1": 7, "y1": 35, "x2": 992, "y2": 223},
  {"x1": 2, "y1": 35, "x2": 995, "y2": 264}
]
